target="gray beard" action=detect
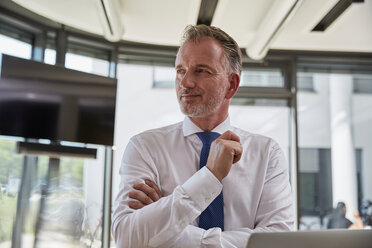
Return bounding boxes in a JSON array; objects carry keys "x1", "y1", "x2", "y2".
[{"x1": 178, "y1": 96, "x2": 224, "y2": 117}]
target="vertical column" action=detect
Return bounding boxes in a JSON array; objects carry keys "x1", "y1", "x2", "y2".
[
  {"x1": 329, "y1": 73, "x2": 358, "y2": 221},
  {"x1": 11, "y1": 155, "x2": 38, "y2": 248},
  {"x1": 102, "y1": 147, "x2": 113, "y2": 248},
  {"x1": 56, "y1": 26, "x2": 67, "y2": 66},
  {"x1": 32, "y1": 31, "x2": 46, "y2": 62}
]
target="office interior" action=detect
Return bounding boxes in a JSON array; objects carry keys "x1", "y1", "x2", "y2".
[{"x1": 0, "y1": 0, "x2": 372, "y2": 247}]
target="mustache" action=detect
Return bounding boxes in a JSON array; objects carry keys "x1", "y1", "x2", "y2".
[{"x1": 178, "y1": 89, "x2": 203, "y2": 96}]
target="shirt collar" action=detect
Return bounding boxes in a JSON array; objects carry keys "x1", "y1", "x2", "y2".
[{"x1": 182, "y1": 115, "x2": 231, "y2": 137}]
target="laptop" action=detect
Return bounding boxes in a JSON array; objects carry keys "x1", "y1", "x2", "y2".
[{"x1": 246, "y1": 229, "x2": 372, "y2": 248}]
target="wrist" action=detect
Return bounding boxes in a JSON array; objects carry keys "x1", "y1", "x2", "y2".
[{"x1": 206, "y1": 166, "x2": 224, "y2": 181}]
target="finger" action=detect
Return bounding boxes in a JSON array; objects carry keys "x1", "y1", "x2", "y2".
[
  {"x1": 218, "y1": 130, "x2": 240, "y2": 143},
  {"x1": 232, "y1": 142, "x2": 243, "y2": 163},
  {"x1": 128, "y1": 190, "x2": 154, "y2": 205},
  {"x1": 233, "y1": 144, "x2": 243, "y2": 164},
  {"x1": 216, "y1": 139, "x2": 243, "y2": 164},
  {"x1": 145, "y1": 180, "x2": 163, "y2": 198},
  {"x1": 133, "y1": 183, "x2": 160, "y2": 201},
  {"x1": 129, "y1": 201, "x2": 145, "y2": 210}
]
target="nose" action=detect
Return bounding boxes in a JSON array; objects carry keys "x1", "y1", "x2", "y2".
[{"x1": 178, "y1": 70, "x2": 195, "y2": 89}]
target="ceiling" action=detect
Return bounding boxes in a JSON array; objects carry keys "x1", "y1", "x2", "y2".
[{"x1": 5, "y1": 0, "x2": 372, "y2": 60}]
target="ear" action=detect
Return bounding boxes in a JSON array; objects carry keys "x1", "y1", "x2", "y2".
[{"x1": 225, "y1": 72, "x2": 240, "y2": 99}]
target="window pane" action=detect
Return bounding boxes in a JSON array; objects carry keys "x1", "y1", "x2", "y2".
[
  {"x1": 297, "y1": 72, "x2": 372, "y2": 230},
  {"x1": 44, "y1": 49, "x2": 56, "y2": 65},
  {"x1": 0, "y1": 137, "x2": 24, "y2": 248},
  {"x1": 0, "y1": 34, "x2": 32, "y2": 59},
  {"x1": 0, "y1": 137, "x2": 106, "y2": 247},
  {"x1": 153, "y1": 66, "x2": 174, "y2": 88},
  {"x1": 297, "y1": 72, "x2": 315, "y2": 92},
  {"x1": 353, "y1": 74, "x2": 372, "y2": 94},
  {"x1": 33, "y1": 147, "x2": 104, "y2": 248},
  {"x1": 66, "y1": 53, "x2": 109, "y2": 77},
  {"x1": 240, "y1": 68, "x2": 284, "y2": 87}
]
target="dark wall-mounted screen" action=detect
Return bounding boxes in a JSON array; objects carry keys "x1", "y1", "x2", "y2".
[{"x1": 0, "y1": 54, "x2": 117, "y2": 146}]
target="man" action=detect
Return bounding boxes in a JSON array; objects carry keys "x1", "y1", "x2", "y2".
[
  {"x1": 112, "y1": 25, "x2": 293, "y2": 248},
  {"x1": 327, "y1": 202, "x2": 353, "y2": 229},
  {"x1": 327, "y1": 202, "x2": 364, "y2": 229}
]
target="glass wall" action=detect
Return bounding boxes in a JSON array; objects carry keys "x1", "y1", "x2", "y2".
[
  {"x1": 0, "y1": 137, "x2": 23, "y2": 247},
  {"x1": 297, "y1": 71, "x2": 372, "y2": 230},
  {"x1": 0, "y1": 139, "x2": 106, "y2": 248},
  {"x1": 32, "y1": 149, "x2": 105, "y2": 248},
  {"x1": 0, "y1": 23, "x2": 113, "y2": 247}
]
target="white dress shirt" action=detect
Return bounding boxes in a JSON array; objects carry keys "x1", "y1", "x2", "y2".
[{"x1": 112, "y1": 116, "x2": 294, "y2": 248}]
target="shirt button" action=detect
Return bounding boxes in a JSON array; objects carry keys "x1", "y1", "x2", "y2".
[{"x1": 205, "y1": 197, "x2": 210, "y2": 203}]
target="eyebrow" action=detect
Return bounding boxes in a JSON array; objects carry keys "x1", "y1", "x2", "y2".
[
  {"x1": 175, "y1": 64, "x2": 214, "y2": 70},
  {"x1": 195, "y1": 64, "x2": 214, "y2": 70}
]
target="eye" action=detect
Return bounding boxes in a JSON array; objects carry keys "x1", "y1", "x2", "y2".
[
  {"x1": 195, "y1": 68, "x2": 211, "y2": 74},
  {"x1": 176, "y1": 68, "x2": 186, "y2": 75}
]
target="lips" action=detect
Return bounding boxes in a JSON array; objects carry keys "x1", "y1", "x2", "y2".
[
  {"x1": 181, "y1": 94, "x2": 200, "y2": 101},
  {"x1": 179, "y1": 89, "x2": 202, "y2": 101}
]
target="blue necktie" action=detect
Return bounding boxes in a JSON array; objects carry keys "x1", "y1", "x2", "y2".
[{"x1": 196, "y1": 132, "x2": 224, "y2": 231}]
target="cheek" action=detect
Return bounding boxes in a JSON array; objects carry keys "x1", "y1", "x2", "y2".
[
  {"x1": 175, "y1": 82, "x2": 182, "y2": 93},
  {"x1": 175, "y1": 75, "x2": 184, "y2": 87}
]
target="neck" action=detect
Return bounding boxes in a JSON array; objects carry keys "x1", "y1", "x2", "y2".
[{"x1": 189, "y1": 112, "x2": 228, "y2": 131}]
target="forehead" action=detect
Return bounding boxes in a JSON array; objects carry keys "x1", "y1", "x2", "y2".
[{"x1": 175, "y1": 38, "x2": 225, "y2": 67}]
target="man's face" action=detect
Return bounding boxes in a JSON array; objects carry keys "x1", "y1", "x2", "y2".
[{"x1": 175, "y1": 38, "x2": 230, "y2": 118}]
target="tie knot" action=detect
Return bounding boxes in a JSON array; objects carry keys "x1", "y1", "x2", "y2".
[{"x1": 196, "y1": 132, "x2": 220, "y2": 145}]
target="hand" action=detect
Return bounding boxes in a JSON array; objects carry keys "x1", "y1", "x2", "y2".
[
  {"x1": 206, "y1": 130, "x2": 243, "y2": 181},
  {"x1": 350, "y1": 210, "x2": 364, "y2": 229},
  {"x1": 128, "y1": 179, "x2": 163, "y2": 210}
]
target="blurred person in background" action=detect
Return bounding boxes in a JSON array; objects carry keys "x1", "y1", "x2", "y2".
[{"x1": 327, "y1": 201, "x2": 364, "y2": 229}]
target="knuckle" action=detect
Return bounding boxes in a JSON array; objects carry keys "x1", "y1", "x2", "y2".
[
  {"x1": 135, "y1": 184, "x2": 143, "y2": 190},
  {"x1": 145, "y1": 196, "x2": 153, "y2": 204}
]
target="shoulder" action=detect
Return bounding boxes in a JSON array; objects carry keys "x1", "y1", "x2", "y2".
[
  {"x1": 131, "y1": 121, "x2": 183, "y2": 145},
  {"x1": 230, "y1": 126, "x2": 285, "y2": 167},
  {"x1": 230, "y1": 126, "x2": 278, "y2": 148}
]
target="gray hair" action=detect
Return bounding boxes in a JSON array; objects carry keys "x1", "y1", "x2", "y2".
[{"x1": 180, "y1": 24, "x2": 242, "y2": 75}]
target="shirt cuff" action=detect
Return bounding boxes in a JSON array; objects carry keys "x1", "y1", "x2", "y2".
[{"x1": 181, "y1": 166, "x2": 223, "y2": 212}]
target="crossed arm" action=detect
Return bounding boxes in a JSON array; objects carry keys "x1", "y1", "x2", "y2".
[
  {"x1": 129, "y1": 131, "x2": 242, "y2": 209},
  {"x1": 129, "y1": 179, "x2": 163, "y2": 210}
]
